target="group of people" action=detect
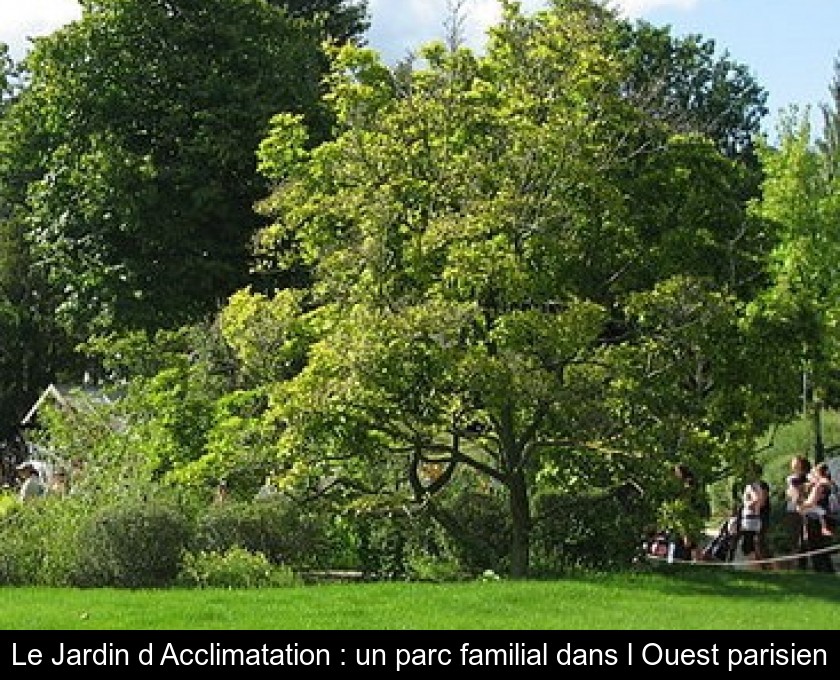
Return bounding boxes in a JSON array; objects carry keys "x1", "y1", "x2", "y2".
[
  {"x1": 652, "y1": 456, "x2": 838, "y2": 573},
  {"x1": 735, "y1": 455, "x2": 837, "y2": 572}
]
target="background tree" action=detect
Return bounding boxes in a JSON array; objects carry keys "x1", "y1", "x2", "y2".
[
  {"x1": 1, "y1": 0, "x2": 338, "y2": 342},
  {"x1": 749, "y1": 109, "x2": 840, "y2": 463},
  {"x1": 614, "y1": 19, "x2": 771, "y2": 305},
  {"x1": 818, "y1": 53, "x2": 840, "y2": 181},
  {"x1": 617, "y1": 19, "x2": 768, "y2": 168},
  {"x1": 269, "y1": 0, "x2": 370, "y2": 47},
  {"x1": 0, "y1": 0, "x2": 372, "y2": 443},
  {"x1": 0, "y1": 43, "x2": 18, "y2": 113},
  {"x1": 0, "y1": 43, "x2": 82, "y2": 446}
]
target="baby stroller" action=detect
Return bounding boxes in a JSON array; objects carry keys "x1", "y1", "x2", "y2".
[
  {"x1": 700, "y1": 514, "x2": 739, "y2": 562},
  {"x1": 642, "y1": 529, "x2": 691, "y2": 562}
]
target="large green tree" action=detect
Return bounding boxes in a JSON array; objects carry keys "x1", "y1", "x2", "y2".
[
  {"x1": 0, "y1": 0, "x2": 371, "y2": 442},
  {"x1": 0, "y1": 42, "x2": 76, "y2": 443},
  {"x1": 239, "y1": 0, "x2": 779, "y2": 577},
  {"x1": 1, "y1": 0, "x2": 329, "y2": 339}
]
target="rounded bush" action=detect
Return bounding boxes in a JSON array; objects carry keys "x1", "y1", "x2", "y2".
[{"x1": 69, "y1": 498, "x2": 192, "y2": 587}]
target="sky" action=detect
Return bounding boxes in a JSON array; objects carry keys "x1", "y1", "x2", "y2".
[{"x1": 1, "y1": 0, "x2": 838, "y2": 138}]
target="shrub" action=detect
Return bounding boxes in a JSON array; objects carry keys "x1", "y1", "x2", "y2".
[
  {"x1": 352, "y1": 511, "x2": 410, "y2": 580},
  {"x1": 0, "y1": 502, "x2": 45, "y2": 585},
  {"x1": 193, "y1": 497, "x2": 332, "y2": 570},
  {"x1": 0, "y1": 494, "x2": 91, "y2": 586},
  {"x1": 69, "y1": 497, "x2": 192, "y2": 587},
  {"x1": 406, "y1": 552, "x2": 470, "y2": 582},
  {"x1": 433, "y1": 490, "x2": 511, "y2": 574},
  {"x1": 531, "y1": 485, "x2": 654, "y2": 574},
  {"x1": 177, "y1": 547, "x2": 301, "y2": 588}
]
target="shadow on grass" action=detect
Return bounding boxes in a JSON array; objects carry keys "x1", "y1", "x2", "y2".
[{"x1": 625, "y1": 559, "x2": 840, "y2": 606}]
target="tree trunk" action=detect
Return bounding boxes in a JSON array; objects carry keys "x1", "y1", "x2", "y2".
[{"x1": 507, "y1": 467, "x2": 531, "y2": 579}]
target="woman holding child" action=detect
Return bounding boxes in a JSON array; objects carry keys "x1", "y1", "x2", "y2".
[{"x1": 797, "y1": 461, "x2": 836, "y2": 573}]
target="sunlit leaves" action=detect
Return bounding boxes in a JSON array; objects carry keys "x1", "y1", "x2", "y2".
[{"x1": 220, "y1": 287, "x2": 315, "y2": 384}]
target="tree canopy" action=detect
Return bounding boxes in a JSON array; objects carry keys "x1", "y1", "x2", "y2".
[
  {"x1": 1, "y1": 0, "x2": 341, "y2": 338},
  {"x1": 237, "y1": 0, "x2": 781, "y2": 577}
]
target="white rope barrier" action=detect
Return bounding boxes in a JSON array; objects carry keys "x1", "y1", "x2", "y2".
[{"x1": 645, "y1": 541, "x2": 840, "y2": 569}]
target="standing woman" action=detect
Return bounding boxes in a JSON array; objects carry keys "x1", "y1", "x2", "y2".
[
  {"x1": 783, "y1": 455, "x2": 811, "y2": 570},
  {"x1": 736, "y1": 461, "x2": 771, "y2": 568},
  {"x1": 798, "y1": 462, "x2": 837, "y2": 573}
]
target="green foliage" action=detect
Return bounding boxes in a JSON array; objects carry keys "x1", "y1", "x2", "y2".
[
  {"x1": 4, "y1": 0, "x2": 327, "y2": 335},
  {"x1": 0, "y1": 42, "x2": 17, "y2": 111},
  {"x1": 818, "y1": 55, "x2": 840, "y2": 180},
  {"x1": 0, "y1": 0, "x2": 811, "y2": 586},
  {"x1": 68, "y1": 497, "x2": 192, "y2": 588},
  {"x1": 747, "y1": 109, "x2": 840, "y2": 455},
  {"x1": 246, "y1": 0, "x2": 781, "y2": 579},
  {"x1": 617, "y1": 19, "x2": 768, "y2": 164},
  {"x1": 0, "y1": 493, "x2": 102, "y2": 586},
  {"x1": 220, "y1": 287, "x2": 314, "y2": 385},
  {"x1": 433, "y1": 490, "x2": 511, "y2": 574},
  {"x1": 26, "y1": 391, "x2": 157, "y2": 507},
  {"x1": 406, "y1": 552, "x2": 469, "y2": 583},
  {"x1": 177, "y1": 547, "x2": 301, "y2": 589},
  {"x1": 0, "y1": 490, "x2": 18, "y2": 518},
  {"x1": 352, "y1": 512, "x2": 410, "y2": 579},
  {"x1": 531, "y1": 487, "x2": 655, "y2": 573},
  {"x1": 268, "y1": 0, "x2": 370, "y2": 47},
  {"x1": 193, "y1": 498, "x2": 334, "y2": 570}
]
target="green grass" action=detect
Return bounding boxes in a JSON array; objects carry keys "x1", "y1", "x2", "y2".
[{"x1": 2, "y1": 567, "x2": 840, "y2": 630}]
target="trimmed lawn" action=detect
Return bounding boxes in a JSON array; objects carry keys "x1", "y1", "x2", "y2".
[{"x1": 1, "y1": 567, "x2": 839, "y2": 630}]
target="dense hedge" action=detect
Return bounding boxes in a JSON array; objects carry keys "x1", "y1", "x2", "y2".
[
  {"x1": 193, "y1": 497, "x2": 335, "y2": 570},
  {"x1": 68, "y1": 498, "x2": 192, "y2": 587},
  {"x1": 530, "y1": 485, "x2": 655, "y2": 573},
  {"x1": 0, "y1": 479, "x2": 656, "y2": 586}
]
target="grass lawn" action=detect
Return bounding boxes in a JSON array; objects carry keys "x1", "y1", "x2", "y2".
[{"x1": 2, "y1": 566, "x2": 839, "y2": 630}]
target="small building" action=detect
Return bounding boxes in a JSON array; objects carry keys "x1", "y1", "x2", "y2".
[
  {"x1": 21, "y1": 382, "x2": 121, "y2": 429},
  {"x1": 18, "y1": 382, "x2": 122, "y2": 476}
]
